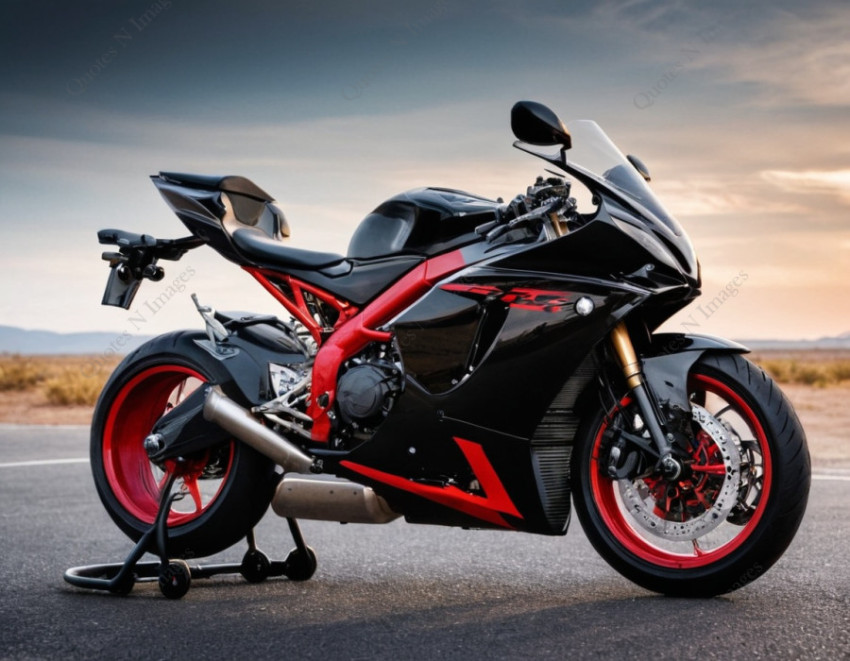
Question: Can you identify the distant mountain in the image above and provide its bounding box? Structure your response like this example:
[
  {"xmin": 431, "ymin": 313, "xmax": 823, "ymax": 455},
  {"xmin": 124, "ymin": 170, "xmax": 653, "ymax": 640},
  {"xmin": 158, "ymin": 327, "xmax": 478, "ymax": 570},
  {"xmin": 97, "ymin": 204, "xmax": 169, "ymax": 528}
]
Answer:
[
  {"xmin": 736, "ymin": 333, "xmax": 850, "ymax": 351},
  {"xmin": 0, "ymin": 325, "xmax": 153, "ymax": 355}
]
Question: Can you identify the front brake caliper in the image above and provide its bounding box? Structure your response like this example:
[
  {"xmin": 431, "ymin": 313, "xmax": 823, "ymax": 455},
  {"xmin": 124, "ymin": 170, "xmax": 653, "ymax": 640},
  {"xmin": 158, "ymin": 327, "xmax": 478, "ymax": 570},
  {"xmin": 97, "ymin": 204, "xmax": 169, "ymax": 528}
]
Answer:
[{"xmin": 604, "ymin": 429, "xmax": 642, "ymax": 480}]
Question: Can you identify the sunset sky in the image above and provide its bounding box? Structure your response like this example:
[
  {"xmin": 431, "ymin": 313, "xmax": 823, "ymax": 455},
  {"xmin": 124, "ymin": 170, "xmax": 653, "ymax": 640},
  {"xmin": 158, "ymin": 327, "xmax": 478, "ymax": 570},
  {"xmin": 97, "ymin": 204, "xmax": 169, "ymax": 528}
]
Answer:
[{"xmin": 1, "ymin": 0, "xmax": 848, "ymax": 341}]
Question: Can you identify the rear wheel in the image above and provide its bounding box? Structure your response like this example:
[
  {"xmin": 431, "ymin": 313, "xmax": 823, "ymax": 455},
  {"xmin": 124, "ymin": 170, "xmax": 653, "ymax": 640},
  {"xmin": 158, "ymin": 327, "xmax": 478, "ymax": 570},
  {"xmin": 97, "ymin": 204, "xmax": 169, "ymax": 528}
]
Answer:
[
  {"xmin": 91, "ymin": 332, "xmax": 276, "ymax": 559},
  {"xmin": 572, "ymin": 353, "xmax": 810, "ymax": 596}
]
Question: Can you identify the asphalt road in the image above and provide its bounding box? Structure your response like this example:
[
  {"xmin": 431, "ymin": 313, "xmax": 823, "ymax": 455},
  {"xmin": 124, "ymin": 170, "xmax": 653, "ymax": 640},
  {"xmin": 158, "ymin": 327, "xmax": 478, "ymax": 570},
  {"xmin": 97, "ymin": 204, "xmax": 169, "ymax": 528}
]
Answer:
[{"xmin": 1, "ymin": 424, "xmax": 848, "ymax": 660}]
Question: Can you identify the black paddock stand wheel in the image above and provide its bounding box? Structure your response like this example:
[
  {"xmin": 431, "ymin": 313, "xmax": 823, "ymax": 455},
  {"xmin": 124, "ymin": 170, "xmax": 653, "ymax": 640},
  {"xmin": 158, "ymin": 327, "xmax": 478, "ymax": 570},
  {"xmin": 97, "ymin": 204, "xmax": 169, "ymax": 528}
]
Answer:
[
  {"xmin": 240, "ymin": 549, "xmax": 272, "ymax": 584},
  {"xmin": 284, "ymin": 547, "xmax": 318, "ymax": 582},
  {"xmin": 159, "ymin": 559, "xmax": 192, "ymax": 599},
  {"xmin": 283, "ymin": 518, "xmax": 317, "ymax": 581}
]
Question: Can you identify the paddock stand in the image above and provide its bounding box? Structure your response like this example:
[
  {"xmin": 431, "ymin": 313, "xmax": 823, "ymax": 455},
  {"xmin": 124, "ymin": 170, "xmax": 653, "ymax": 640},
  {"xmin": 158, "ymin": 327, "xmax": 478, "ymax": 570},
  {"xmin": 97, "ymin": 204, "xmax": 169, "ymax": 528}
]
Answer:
[{"xmin": 64, "ymin": 474, "xmax": 317, "ymax": 599}]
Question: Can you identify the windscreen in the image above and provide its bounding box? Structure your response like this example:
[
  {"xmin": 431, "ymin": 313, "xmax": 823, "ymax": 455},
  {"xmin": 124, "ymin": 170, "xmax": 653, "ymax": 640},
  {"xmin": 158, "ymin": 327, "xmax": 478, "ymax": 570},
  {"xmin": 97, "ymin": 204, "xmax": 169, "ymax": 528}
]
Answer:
[{"xmin": 565, "ymin": 120, "xmax": 685, "ymax": 237}]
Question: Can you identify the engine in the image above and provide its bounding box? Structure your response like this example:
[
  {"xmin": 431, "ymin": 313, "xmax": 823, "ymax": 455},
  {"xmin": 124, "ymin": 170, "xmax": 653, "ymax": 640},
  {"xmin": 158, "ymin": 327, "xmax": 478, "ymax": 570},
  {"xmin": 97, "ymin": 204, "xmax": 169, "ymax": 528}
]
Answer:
[{"xmin": 334, "ymin": 343, "xmax": 404, "ymax": 444}]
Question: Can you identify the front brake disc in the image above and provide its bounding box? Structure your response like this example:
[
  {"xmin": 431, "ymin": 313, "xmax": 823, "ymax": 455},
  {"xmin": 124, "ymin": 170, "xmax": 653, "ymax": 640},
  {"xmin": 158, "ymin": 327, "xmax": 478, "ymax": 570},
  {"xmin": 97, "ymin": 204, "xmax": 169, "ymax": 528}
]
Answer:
[{"xmin": 617, "ymin": 404, "xmax": 741, "ymax": 541}]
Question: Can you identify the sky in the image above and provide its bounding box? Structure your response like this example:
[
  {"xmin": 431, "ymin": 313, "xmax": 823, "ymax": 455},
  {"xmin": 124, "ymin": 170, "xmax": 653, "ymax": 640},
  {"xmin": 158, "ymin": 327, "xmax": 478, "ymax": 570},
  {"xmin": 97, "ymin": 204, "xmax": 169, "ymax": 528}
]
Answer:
[{"xmin": 1, "ymin": 0, "xmax": 848, "ymax": 341}]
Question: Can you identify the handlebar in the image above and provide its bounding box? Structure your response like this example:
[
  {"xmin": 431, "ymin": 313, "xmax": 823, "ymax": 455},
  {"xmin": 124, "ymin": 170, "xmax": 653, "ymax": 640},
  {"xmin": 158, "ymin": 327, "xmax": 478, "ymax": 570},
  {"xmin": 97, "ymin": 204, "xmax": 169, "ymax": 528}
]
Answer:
[{"xmin": 474, "ymin": 175, "xmax": 579, "ymax": 244}]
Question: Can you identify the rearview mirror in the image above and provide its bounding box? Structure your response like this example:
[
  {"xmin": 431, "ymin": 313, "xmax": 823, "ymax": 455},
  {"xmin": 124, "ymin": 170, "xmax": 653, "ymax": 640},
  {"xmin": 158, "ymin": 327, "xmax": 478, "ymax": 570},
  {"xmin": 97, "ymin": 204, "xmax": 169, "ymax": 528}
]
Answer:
[{"xmin": 511, "ymin": 101, "xmax": 572, "ymax": 149}]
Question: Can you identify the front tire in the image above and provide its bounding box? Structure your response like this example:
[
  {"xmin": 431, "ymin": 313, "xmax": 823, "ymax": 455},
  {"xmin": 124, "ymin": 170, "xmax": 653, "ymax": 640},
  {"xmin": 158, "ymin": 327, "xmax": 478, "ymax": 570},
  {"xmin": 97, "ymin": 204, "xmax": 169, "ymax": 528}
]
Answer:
[
  {"xmin": 571, "ymin": 353, "xmax": 810, "ymax": 596},
  {"xmin": 91, "ymin": 331, "xmax": 276, "ymax": 559}
]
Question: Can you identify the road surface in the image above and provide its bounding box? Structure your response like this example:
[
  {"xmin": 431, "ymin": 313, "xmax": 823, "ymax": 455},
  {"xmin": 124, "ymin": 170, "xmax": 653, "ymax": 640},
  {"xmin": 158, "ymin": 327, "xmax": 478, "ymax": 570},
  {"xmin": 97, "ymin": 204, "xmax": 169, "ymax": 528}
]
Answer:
[{"xmin": 1, "ymin": 425, "xmax": 848, "ymax": 659}]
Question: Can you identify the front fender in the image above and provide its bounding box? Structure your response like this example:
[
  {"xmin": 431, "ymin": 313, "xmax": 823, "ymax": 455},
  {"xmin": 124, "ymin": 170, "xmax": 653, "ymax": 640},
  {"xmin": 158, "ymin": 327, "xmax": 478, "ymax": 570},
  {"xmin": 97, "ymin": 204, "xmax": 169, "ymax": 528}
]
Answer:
[{"xmin": 641, "ymin": 333, "xmax": 748, "ymax": 414}]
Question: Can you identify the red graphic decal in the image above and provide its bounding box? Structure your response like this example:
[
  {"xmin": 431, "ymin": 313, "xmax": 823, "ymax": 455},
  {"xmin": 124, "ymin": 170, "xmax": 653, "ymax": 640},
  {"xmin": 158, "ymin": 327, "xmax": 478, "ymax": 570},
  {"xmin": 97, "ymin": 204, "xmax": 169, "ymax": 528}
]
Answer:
[
  {"xmin": 441, "ymin": 283, "xmax": 504, "ymax": 298},
  {"xmin": 500, "ymin": 288, "xmax": 572, "ymax": 313},
  {"xmin": 442, "ymin": 283, "xmax": 573, "ymax": 313},
  {"xmin": 341, "ymin": 437, "xmax": 522, "ymax": 528}
]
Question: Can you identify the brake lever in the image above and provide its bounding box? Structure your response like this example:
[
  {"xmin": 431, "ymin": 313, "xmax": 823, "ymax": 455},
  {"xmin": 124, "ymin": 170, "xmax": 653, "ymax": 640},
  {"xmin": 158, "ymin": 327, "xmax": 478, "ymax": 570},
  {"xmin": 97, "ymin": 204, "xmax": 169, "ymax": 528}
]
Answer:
[{"xmin": 484, "ymin": 205, "xmax": 541, "ymax": 241}]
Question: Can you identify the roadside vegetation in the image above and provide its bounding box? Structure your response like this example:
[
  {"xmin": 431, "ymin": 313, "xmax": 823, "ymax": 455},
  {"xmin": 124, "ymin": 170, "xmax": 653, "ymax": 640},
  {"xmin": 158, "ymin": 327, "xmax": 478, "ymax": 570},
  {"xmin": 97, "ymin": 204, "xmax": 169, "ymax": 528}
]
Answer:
[
  {"xmin": 754, "ymin": 354, "xmax": 850, "ymax": 388},
  {"xmin": 0, "ymin": 354, "xmax": 121, "ymax": 406}
]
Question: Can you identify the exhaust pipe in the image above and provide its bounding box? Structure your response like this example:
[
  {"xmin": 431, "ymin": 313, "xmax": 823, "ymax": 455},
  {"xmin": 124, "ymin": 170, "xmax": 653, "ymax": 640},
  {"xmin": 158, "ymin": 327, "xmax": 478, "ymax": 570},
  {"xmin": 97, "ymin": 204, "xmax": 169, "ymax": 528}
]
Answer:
[
  {"xmin": 272, "ymin": 474, "xmax": 400, "ymax": 524},
  {"xmin": 204, "ymin": 388, "xmax": 397, "ymax": 523},
  {"xmin": 203, "ymin": 387, "xmax": 314, "ymax": 474}
]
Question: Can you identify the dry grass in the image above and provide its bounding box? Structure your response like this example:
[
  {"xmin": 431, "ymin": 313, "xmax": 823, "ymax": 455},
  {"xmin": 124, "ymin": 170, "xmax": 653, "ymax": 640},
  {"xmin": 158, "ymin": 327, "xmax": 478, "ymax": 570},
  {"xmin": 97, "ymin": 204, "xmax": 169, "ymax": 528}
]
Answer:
[
  {"xmin": 0, "ymin": 354, "xmax": 121, "ymax": 412},
  {"xmin": 751, "ymin": 350, "xmax": 850, "ymax": 387},
  {"xmin": 43, "ymin": 369, "xmax": 111, "ymax": 405},
  {"xmin": 0, "ymin": 355, "xmax": 47, "ymax": 391}
]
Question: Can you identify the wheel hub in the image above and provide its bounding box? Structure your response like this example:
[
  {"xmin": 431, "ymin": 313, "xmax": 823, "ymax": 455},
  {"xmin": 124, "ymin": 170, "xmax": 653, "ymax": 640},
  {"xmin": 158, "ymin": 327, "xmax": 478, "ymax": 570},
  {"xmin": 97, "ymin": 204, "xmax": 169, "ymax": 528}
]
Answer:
[{"xmin": 618, "ymin": 404, "xmax": 741, "ymax": 541}]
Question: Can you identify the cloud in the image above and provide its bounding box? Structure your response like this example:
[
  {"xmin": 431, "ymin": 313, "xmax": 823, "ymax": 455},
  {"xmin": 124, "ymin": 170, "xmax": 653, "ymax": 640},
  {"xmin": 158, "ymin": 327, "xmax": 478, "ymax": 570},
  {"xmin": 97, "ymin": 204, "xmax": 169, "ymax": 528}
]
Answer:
[
  {"xmin": 761, "ymin": 169, "xmax": 850, "ymax": 204},
  {"xmin": 584, "ymin": 2, "xmax": 850, "ymax": 109},
  {"xmin": 686, "ymin": 5, "xmax": 850, "ymax": 108},
  {"xmin": 652, "ymin": 178, "xmax": 804, "ymax": 218}
]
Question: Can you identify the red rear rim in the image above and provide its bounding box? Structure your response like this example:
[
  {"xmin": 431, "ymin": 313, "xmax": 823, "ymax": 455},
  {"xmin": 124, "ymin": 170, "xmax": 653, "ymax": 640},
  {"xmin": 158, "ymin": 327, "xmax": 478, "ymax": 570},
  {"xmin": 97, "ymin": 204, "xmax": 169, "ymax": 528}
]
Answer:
[
  {"xmin": 589, "ymin": 373, "xmax": 773, "ymax": 569},
  {"xmin": 102, "ymin": 364, "xmax": 234, "ymax": 526}
]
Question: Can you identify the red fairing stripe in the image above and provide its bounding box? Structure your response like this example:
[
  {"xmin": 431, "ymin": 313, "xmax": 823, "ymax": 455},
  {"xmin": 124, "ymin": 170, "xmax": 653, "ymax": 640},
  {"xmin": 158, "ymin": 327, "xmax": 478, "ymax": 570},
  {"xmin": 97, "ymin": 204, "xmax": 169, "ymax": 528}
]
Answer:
[
  {"xmin": 341, "ymin": 437, "xmax": 522, "ymax": 528},
  {"xmin": 309, "ymin": 248, "xmax": 468, "ymax": 441}
]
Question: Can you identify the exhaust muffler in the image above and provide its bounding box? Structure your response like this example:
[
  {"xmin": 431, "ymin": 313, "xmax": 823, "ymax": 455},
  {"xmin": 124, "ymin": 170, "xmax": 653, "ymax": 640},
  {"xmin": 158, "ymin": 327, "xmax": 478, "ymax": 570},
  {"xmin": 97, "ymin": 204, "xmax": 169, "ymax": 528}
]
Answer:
[
  {"xmin": 203, "ymin": 387, "xmax": 397, "ymax": 523},
  {"xmin": 272, "ymin": 474, "xmax": 399, "ymax": 524},
  {"xmin": 203, "ymin": 386, "xmax": 314, "ymax": 474}
]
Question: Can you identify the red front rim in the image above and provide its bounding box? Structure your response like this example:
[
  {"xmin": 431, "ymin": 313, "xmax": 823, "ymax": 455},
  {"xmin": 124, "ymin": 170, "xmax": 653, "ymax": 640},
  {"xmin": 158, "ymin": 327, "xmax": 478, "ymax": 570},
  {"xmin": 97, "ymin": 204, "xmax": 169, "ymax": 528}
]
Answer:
[
  {"xmin": 589, "ymin": 373, "xmax": 773, "ymax": 569},
  {"xmin": 102, "ymin": 364, "xmax": 234, "ymax": 526}
]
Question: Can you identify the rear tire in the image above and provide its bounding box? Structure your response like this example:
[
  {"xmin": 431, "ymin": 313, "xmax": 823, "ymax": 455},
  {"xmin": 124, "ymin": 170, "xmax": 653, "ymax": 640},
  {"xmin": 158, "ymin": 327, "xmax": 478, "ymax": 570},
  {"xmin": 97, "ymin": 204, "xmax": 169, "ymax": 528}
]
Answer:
[
  {"xmin": 571, "ymin": 353, "xmax": 810, "ymax": 596},
  {"xmin": 91, "ymin": 331, "xmax": 276, "ymax": 559}
]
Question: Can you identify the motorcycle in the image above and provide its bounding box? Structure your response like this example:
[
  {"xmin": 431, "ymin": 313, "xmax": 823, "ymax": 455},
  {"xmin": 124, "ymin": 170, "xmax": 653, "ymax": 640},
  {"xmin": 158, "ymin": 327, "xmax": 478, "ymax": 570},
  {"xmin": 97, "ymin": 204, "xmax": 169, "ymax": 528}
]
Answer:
[{"xmin": 68, "ymin": 101, "xmax": 810, "ymax": 599}]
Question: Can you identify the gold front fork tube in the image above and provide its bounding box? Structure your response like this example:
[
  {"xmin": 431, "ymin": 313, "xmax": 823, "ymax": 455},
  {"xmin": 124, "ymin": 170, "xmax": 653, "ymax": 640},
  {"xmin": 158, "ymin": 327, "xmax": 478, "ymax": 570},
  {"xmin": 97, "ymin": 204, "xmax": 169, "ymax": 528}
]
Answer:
[
  {"xmin": 609, "ymin": 321, "xmax": 676, "ymax": 463},
  {"xmin": 610, "ymin": 321, "xmax": 642, "ymax": 390},
  {"xmin": 548, "ymin": 212, "xmax": 565, "ymax": 237}
]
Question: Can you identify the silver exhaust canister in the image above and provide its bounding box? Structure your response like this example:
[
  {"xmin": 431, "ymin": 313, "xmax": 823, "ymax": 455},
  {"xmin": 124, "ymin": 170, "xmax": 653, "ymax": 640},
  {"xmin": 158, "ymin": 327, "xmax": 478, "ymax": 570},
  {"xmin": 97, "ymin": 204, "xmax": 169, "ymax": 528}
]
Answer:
[
  {"xmin": 272, "ymin": 474, "xmax": 400, "ymax": 524},
  {"xmin": 203, "ymin": 386, "xmax": 314, "ymax": 474}
]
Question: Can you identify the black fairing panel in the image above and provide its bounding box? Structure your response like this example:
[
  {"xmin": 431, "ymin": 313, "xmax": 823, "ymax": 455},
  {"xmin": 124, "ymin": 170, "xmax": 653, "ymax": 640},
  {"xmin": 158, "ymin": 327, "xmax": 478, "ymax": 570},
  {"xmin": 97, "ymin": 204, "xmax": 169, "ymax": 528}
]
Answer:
[
  {"xmin": 152, "ymin": 177, "xmax": 251, "ymax": 265},
  {"xmin": 493, "ymin": 212, "xmax": 700, "ymax": 331},
  {"xmin": 347, "ymin": 188, "xmax": 501, "ymax": 259},
  {"xmin": 394, "ymin": 288, "xmax": 483, "ymax": 392},
  {"xmin": 393, "ymin": 269, "xmax": 646, "ymax": 438},
  {"xmin": 338, "ymin": 269, "xmax": 647, "ymax": 535},
  {"xmin": 498, "ymin": 216, "xmax": 658, "ymax": 280},
  {"xmin": 159, "ymin": 171, "xmax": 274, "ymax": 201}
]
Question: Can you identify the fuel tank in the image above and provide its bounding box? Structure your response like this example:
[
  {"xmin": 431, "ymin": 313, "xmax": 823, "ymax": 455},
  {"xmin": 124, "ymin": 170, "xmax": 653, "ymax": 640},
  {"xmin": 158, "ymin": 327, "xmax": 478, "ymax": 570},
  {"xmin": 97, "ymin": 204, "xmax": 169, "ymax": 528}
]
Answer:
[{"xmin": 347, "ymin": 187, "xmax": 502, "ymax": 259}]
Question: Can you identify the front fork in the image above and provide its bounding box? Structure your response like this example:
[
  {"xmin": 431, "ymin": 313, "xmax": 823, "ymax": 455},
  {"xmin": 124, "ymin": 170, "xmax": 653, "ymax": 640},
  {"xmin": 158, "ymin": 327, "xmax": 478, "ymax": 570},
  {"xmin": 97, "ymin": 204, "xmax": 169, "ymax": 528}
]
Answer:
[{"xmin": 609, "ymin": 322, "xmax": 682, "ymax": 479}]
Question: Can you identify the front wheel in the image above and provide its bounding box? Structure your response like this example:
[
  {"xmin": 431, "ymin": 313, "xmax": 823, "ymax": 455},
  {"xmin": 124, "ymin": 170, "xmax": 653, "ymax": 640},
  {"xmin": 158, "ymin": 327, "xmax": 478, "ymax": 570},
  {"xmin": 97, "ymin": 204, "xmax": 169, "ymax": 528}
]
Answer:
[{"xmin": 571, "ymin": 353, "xmax": 810, "ymax": 596}]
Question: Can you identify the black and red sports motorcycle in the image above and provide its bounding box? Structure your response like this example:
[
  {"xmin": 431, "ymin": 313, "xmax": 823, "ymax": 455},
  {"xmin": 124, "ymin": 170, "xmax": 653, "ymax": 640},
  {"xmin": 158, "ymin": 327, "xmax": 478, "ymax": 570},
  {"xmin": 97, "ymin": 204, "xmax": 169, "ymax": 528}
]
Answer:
[{"xmin": 70, "ymin": 101, "xmax": 810, "ymax": 598}]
